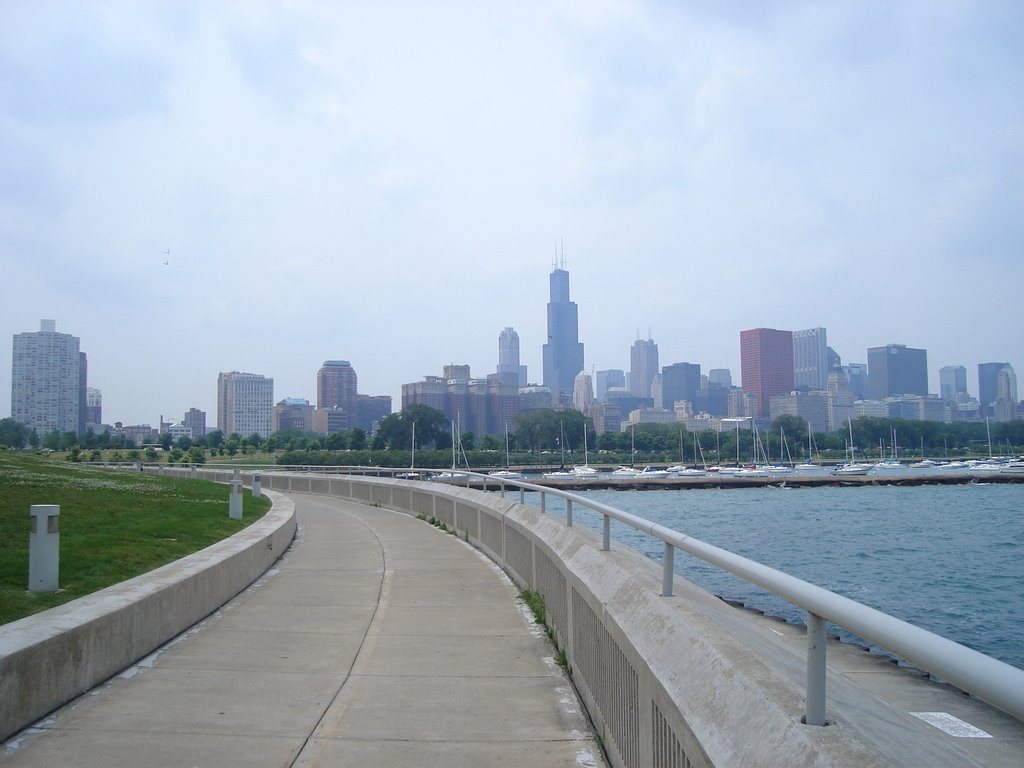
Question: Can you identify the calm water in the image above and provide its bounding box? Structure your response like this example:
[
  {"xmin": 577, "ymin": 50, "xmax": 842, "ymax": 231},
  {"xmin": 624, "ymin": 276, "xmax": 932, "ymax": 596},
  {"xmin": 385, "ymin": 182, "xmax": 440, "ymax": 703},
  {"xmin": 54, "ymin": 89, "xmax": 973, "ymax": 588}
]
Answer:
[{"xmin": 550, "ymin": 483, "xmax": 1024, "ymax": 670}]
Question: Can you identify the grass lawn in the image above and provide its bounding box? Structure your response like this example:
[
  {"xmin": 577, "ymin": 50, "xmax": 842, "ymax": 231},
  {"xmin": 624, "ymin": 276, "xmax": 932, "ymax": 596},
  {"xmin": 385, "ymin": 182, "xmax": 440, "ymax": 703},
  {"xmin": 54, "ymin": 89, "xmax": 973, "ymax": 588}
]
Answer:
[{"xmin": 0, "ymin": 452, "xmax": 272, "ymax": 625}]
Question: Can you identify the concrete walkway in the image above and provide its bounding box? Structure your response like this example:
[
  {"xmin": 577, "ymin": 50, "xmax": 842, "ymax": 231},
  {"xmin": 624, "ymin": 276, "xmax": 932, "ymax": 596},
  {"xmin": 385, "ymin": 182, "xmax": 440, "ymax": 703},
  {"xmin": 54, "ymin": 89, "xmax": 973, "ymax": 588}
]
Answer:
[{"xmin": 1, "ymin": 494, "xmax": 604, "ymax": 767}]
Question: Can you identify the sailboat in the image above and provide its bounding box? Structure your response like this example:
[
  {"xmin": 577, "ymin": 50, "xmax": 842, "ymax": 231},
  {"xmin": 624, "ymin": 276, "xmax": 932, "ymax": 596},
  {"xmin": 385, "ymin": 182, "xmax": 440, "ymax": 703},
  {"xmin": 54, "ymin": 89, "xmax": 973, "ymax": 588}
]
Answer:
[
  {"xmin": 544, "ymin": 421, "xmax": 598, "ymax": 479},
  {"xmin": 489, "ymin": 424, "xmax": 524, "ymax": 480},
  {"xmin": 396, "ymin": 421, "xmax": 421, "ymax": 479},
  {"xmin": 795, "ymin": 428, "xmax": 819, "ymax": 471},
  {"xmin": 833, "ymin": 418, "xmax": 872, "ymax": 476},
  {"xmin": 668, "ymin": 431, "xmax": 706, "ymax": 476},
  {"xmin": 436, "ymin": 419, "xmax": 469, "ymax": 481}
]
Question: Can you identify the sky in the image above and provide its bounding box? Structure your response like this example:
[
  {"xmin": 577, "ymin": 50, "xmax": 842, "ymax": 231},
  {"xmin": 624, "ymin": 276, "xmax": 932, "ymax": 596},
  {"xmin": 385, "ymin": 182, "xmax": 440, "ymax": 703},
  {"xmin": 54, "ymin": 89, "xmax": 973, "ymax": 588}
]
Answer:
[{"xmin": 2, "ymin": 1, "xmax": 1022, "ymax": 428}]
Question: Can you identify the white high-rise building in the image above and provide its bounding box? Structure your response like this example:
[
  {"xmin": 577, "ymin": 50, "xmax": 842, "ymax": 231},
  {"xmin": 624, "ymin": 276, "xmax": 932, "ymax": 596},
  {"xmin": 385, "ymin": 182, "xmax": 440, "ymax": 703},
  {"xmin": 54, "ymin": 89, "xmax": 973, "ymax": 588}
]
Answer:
[
  {"xmin": 11, "ymin": 320, "xmax": 84, "ymax": 436},
  {"xmin": 572, "ymin": 370, "xmax": 593, "ymax": 413},
  {"xmin": 217, "ymin": 371, "xmax": 274, "ymax": 438},
  {"xmin": 793, "ymin": 327, "xmax": 829, "ymax": 391}
]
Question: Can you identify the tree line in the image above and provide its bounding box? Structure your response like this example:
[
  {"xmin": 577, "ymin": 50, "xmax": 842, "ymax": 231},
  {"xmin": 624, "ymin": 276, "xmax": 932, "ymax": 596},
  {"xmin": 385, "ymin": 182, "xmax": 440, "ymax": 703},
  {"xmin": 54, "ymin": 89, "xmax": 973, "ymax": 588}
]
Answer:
[{"xmin": 2, "ymin": 410, "xmax": 1021, "ymax": 464}]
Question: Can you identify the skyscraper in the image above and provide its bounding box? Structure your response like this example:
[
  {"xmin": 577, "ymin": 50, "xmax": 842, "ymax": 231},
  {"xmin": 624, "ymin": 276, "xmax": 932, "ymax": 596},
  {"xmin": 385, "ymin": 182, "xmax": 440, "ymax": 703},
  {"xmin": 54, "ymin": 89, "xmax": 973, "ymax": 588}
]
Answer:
[
  {"xmin": 792, "ymin": 327, "xmax": 829, "ymax": 391},
  {"xmin": 11, "ymin": 319, "xmax": 85, "ymax": 437},
  {"xmin": 867, "ymin": 344, "xmax": 928, "ymax": 399},
  {"xmin": 740, "ymin": 328, "xmax": 794, "ymax": 419},
  {"xmin": 317, "ymin": 360, "xmax": 358, "ymax": 427},
  {"xmin": 978, "ymin": 362, "xmax": 1009, "ymax": 411},
  {"xmin": 573, "ymin": 370, "xmax": 593, "ymax": 413},
  {"xmin": 86, "ymin": 388, "xmax": 102, "ymax": 429},
  {"xmin": 217, "ymin": 371, "xmax": 274, "ymax": 438},
  {"xmin": 994, "ymin": 364, "xmax": 1018, "ymax": 422},
  {"xmin": 542, "ymin": 264, "xmax": 584, "ymax": 407},
  {"xmin": 939, "ymin": 365, "xmax": 968, "ymax": 404},
  {"xmin": 661, "ymin": 362, "xmax": 701, "ymax": 409},
  {"xmin": 595, "ymin": 369, "xmax": 625, "ymax": 403},
  {"xmin": 497, "ymin": 327, "xmax": 527, "ymax": 386},
  {"xmin": 629, "ymin": 336, "xmax": 659, "ymax": 399}
]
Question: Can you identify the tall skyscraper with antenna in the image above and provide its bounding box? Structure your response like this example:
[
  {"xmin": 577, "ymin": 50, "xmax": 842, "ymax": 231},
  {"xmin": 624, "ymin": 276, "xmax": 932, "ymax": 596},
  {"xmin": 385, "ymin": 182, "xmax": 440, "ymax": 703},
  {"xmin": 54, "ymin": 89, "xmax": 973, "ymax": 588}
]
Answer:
[{"xmin": 542, "ymin": 259, "xmax": 584, "ymax": 407}]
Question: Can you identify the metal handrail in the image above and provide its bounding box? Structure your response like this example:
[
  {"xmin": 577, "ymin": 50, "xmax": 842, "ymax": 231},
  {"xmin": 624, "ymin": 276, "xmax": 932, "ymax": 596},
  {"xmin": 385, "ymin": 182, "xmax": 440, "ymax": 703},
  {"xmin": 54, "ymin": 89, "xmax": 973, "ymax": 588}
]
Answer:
[
  {"xmin": 144, "ymin": 462, "xmax": 1024, "ymax": 724},
  {"xmin": 393, "ymin": 466, "xmax": 1024, "ymax": 725}
]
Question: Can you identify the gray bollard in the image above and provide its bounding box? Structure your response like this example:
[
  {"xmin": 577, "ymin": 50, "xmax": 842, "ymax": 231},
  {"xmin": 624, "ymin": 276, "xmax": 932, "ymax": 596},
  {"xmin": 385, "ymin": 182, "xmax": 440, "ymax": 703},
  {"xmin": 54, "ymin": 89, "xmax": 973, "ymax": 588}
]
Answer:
[
  {"xmin": 191, "ymin": 465, "xmax": 198, "ymax": 480},
  {"xmin": 29, "ymin": 505, "xmax": 60, "ymax": 592},
  {"xmin": 252, "ymin": 473, "xmax": 262, "ymax": 497},
  {"xmin": 233, "ymin": 467, "xmax": 241, "ymax": 482},
  {"xmin": 158, "ymin": 465, "xmax": 165, "ymax": 476},
  {"xmin": 229, "ymin": 479, "xmax": 242, "ymax": 519}
]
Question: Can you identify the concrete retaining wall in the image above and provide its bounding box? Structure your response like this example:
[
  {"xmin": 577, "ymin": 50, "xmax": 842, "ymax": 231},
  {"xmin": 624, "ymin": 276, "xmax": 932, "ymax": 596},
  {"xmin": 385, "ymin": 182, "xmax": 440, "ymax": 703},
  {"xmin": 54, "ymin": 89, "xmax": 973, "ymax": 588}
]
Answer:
[
  {"xmin": 269, "ymin": 472, "xmax": 892, "ymax": 768},
  {"xmin": 0, "ymin": 487, "xmax": 295, "ymax": 742}
]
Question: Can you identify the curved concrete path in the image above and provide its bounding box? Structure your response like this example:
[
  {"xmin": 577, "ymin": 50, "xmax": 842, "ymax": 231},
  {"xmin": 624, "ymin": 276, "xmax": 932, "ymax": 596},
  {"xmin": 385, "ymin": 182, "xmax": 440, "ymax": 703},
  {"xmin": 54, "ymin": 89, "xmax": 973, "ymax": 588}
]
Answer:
[{"xmin": 1, "ymin": 494, "xmax": 604, "ymax": 767}]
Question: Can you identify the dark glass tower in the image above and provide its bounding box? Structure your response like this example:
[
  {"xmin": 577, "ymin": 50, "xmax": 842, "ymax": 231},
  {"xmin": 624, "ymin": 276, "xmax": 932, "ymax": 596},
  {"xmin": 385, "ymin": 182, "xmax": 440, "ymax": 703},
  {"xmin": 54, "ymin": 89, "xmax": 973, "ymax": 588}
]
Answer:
[{"xmin": 542, "ymin": 266, "xmax": 584, "ymax": 406}]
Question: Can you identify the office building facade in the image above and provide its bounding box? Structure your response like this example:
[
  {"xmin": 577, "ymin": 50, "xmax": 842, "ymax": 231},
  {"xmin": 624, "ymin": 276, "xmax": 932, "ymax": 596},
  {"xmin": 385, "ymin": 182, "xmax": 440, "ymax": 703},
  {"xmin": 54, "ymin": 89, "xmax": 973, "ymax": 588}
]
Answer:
[
  {"xmin": 629, "ymin": 337, "xmax": 659, "ymax": 399},
  {"xmin": 273, "ymin": 398, "xmax": 314, "ymax": 433},
  {"xmin": 867, "ymin": 344, "xmax": 927, "ymax": 399},
  {"xmin": 661, "ymin": 362, "xmax": 701, "ymax": 410},
  {"xmin": 217, "ymin": 371, "xmax": 274, "ymax": 438},
  {"xmin": 595, "ymin": 369, "xmax": 625, "ymax": 403},
  {"xmin": 497, "ymin": 327, "xmax": 527, "ymax": 386},
  {"xmin": 740, "ymin": 328, "xmax": 794, "ymax": 419},
  {"xmin": 317, "ymin": 360, "xmax": 358, "ymax": 428},
  {"xmin": 184, "ymin": 407, "xmax": 207, "ymax": 438},
  {"xmin": 793, "ymin": 327, "xmax": 829, "ymax": 391},
  {"xmin": 939, "ymin": 365, "xmax": 968, "ymax": 404},
  {"xmin": 978, "ymin": 362, "xmax": 1009, "ymax": 414}
]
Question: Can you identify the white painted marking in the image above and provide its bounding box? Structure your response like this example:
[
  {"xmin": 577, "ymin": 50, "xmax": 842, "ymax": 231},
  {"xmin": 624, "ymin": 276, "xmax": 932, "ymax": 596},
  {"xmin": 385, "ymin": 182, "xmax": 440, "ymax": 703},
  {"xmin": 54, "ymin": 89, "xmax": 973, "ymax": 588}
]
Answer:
[
  {"xmin": 769, "ymin": 628, "xmax": 784, "ymax": 636},
  {"xmin": 910, "ymin": 712, "xmax": 993, "ymax": 738}
]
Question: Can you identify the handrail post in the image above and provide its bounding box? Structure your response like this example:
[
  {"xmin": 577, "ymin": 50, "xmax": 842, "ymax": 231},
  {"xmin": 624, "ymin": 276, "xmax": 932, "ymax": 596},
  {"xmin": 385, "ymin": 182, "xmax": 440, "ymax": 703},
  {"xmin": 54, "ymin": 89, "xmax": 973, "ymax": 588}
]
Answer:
[
  {"xmin": 540, "ymin": 491, "xmax": 546, "ymax": 514},
  {"xmin": 662, "ymin": 542, "xmax": 674, "ymax": 596},
  {"xmin": 519, "ymin": 487, "xmax": 525, "ymax": 504},
  {"xmin": 499, "ymin": 481, "xmax": 505, "ymax": 498},
  {"xmin": 805, "ymin": 611, "xmax": 827, "ymax": 726},
  {"xmin": 602, "ymin": 514, "xmax": 611, "ymax": 551},
  {"xmin": 566, "ymin": 498, "xmax": 573, "ymax": 527}
]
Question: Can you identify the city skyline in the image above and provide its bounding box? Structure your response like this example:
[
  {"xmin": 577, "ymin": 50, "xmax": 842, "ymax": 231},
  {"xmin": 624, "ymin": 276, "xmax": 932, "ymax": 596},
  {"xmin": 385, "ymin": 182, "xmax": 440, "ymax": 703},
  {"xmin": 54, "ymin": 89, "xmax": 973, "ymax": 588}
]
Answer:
[{"xmin": 1, "ymin": 3, "xmax": 1022, "ymax": 426}]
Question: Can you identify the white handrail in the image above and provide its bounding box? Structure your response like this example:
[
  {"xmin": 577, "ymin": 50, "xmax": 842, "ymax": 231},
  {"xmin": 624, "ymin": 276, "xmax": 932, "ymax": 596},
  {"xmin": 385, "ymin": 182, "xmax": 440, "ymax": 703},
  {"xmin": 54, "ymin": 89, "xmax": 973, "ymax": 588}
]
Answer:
[{"xmin": 404, "ymin": 467, "xmax": 1024, "ymax": 724}]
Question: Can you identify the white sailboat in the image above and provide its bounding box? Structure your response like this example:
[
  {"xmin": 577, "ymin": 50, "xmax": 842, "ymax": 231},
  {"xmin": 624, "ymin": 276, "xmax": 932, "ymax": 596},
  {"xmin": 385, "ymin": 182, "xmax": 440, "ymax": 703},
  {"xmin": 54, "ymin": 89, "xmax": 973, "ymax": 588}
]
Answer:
[{"xmin": 489, "ymin": 424, "xmax": 524, "ymax": 480}]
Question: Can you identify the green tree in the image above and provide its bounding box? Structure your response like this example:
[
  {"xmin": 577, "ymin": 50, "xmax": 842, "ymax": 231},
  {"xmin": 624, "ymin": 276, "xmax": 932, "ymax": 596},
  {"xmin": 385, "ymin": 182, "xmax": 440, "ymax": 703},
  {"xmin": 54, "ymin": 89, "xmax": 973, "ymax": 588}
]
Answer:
[
  {"xmin": 349, "ymin": 428, "xmax": 367, "ymax": 450},
  {"xmin": 206, "ymin": 430, "xmax": 225, "ymax": 449},
  {"xmin": 375, "ymin": 405, "xmax": 449, "ymax": 450},
  {"xmin": 159, "ymin": 432, "xmax": 174, "ymax": 451},
  {"xmin": 187, "ymin": 446, "xmax": 207, "ymax": 464},
  {"xmin": 0, "ymin": 418, "xmax": 28, "ymax": 448},
  {"xmin": 324, "ymin": 431, "xmax": 348, "ymax": 450},
  {"xmin": 478, "ymin": 433, "xmax": 501, "ymax": 451},
  {"xmin": 144, "ymin": 447, "xmax": 159, "ymax": 462}
]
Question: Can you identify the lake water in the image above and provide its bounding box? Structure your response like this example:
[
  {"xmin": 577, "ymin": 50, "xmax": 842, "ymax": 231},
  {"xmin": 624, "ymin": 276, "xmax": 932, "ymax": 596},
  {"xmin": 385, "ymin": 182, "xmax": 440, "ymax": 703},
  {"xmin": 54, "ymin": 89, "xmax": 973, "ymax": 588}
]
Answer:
[{"xmin": 546, "ymin": 483, "xmax": 1024, "ymax": 670}]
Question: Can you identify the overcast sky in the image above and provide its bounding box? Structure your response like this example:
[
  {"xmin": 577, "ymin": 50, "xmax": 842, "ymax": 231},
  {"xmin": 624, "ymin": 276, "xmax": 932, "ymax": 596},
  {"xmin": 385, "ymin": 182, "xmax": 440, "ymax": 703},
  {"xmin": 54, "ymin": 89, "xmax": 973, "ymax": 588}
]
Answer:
[{"xmin": 2, "ymin": 1, "xmax": 1022, "ymax": 428}]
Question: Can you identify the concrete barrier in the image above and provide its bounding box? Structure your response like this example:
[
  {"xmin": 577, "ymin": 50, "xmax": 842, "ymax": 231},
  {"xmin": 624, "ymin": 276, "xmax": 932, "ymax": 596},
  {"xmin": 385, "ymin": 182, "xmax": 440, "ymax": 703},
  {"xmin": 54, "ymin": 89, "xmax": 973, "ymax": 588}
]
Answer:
[
  {"xmin": 0, "ymin": 489, "xmax": 295, "ymax": 742},
  {"xmin": 267, "ymin": 471, "xmax": 1015, "ymax": 768}
]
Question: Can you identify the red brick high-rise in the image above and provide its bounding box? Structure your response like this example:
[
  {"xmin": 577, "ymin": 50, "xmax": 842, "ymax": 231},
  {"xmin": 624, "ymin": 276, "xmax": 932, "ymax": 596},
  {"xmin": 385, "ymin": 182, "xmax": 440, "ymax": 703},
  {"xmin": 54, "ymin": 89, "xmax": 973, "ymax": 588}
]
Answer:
[
  {"xmin": 317, "ymin": 360, "xmax": 358, "ymax": 428},
  {"xmin": 740, "ymin": 328, "xmax": 794, "ymax": 419}
]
